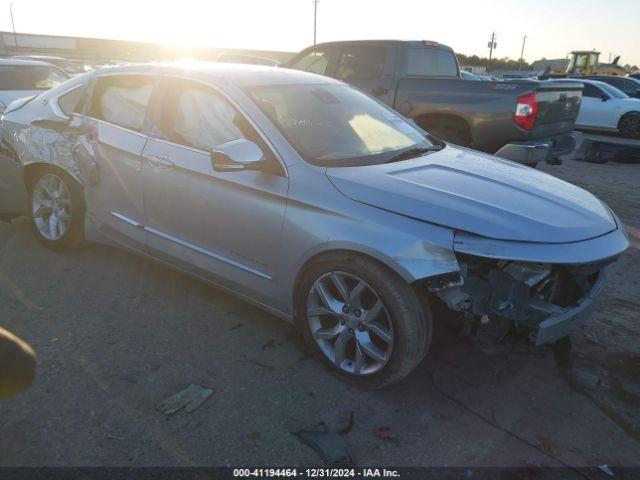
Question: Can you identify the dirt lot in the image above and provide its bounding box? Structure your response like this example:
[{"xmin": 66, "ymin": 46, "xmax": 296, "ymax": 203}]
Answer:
[{"xmin": 1, "ymin": 159, "xmax": 639, "ymax": 468}]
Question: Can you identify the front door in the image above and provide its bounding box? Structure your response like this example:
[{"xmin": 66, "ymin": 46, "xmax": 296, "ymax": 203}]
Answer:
[
  {"xmin": 76, "ymin": 74, "xmax": 156, "ymax": 252},
  {"xmin": 141, "ymin": 77, "xmax": 289, "ymax": 304}
]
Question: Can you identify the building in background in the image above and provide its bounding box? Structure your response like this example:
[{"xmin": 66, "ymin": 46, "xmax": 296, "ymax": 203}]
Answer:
[{"xmin": 0, "ymin": 31, "xmax": 294, "ymax": 66}]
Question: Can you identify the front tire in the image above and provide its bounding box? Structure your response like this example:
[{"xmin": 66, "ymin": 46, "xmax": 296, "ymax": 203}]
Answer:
[
  {"xmin": 29, "ymin": 168, "xmax": 85, "ymax": 251},
  {"xmin": 618, "ymin": 112, "xmax": 640, "ymax": 139},
  {"xmin": 295, "ymin": 254, "xmax": 432, "ymax": 389}
]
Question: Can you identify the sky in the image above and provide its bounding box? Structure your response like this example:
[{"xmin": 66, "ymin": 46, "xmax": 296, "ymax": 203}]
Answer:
[{"xmin": 1, "ymin": 0, "xmax": 639, "ymax": 66}]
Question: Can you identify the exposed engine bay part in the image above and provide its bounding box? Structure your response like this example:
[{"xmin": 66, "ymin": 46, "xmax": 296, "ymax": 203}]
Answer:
[{"xmin": 433, "ymin": 255, "xmax": 613, "ymax": 347}]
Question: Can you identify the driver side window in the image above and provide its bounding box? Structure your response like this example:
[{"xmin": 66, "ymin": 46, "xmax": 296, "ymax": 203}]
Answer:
[{"xmin": 157, "ymin": 78, "xmax": 279, "ymax": 170}]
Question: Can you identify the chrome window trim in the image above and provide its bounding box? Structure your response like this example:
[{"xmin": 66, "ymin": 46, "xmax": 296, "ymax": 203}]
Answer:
[{"xmin": 153, "ymin": 73, "xmax": 289, "ymax": 178}]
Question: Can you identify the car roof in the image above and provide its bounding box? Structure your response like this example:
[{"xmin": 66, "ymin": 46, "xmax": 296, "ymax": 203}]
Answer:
[
  {"xmin": 305, "ymin": 39, "xmax": 454, "ymax": 52},
  {"xmin": 0, "ymin": 58, "xmax": 60, "ymax": 67},
  {"xmin": 556, "ymin": 77, "xmax": 609, "ymax": 87},
  {"xmin": 583, "ymin": 75, "xmax": 632, "ymax": 81},
  {"xmin": 94, "ymin": 61, "xmax": 343, "ymax": 87}
]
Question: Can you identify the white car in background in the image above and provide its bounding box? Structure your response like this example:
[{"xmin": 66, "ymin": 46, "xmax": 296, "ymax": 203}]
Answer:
[
  {"xmin": 556, "ymin": 78, "xmax": 640, "ymax": 139},
  {"xmin": 0, "ymin": 59, "xmax": 69, "ymax": 113}
]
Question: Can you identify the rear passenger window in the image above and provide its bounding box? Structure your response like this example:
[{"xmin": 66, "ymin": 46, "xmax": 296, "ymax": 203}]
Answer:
[
  {"xmin": 406, "ymin": 48, "xmax": 458, "ymax": 77},
  {"xmin": 335, "ymin": 46, "xmax": 386, "ymax": 81},
  {"xmin": 57, "ymin": 86, "xmax": 85, "ymax": 116},
  {"xmin": 88, "ymin": 75, "xmax": 154, "ymax": 132}
]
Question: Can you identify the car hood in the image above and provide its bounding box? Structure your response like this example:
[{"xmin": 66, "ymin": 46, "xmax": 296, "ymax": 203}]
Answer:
[
  {"xmin": 0, "ymin": 90, "xmax": 41, "ymax": 111},
  {"xmin": 326, "ymin": 146, "xmax": 617, "ymax": 243}
]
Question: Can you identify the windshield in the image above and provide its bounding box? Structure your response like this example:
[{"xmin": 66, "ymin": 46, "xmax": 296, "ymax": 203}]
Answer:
[
  {"xmin": 247, "ymin": 84, "xmax": 434, "ymax": 166},
  {"xmin": 0, "ymin": 65, "xmax": 69, "ymax": 90},
  {"xmin": 597, "ymin": 82, "xmax": 628, "ymax": 99}
]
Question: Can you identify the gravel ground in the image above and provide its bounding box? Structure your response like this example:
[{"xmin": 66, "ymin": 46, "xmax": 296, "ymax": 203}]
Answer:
[{"xmin": 0, "ymin": 159, "xmax": 639, "ymax": 468}]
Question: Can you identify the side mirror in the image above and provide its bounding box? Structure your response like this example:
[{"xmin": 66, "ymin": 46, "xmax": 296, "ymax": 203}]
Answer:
[
  {"xmin": 600, "ymin": 94, "xmax": 610, "ymax": 102},
  {"xmin": 31, "ymin": 116, "xmax": 72, "ymax": 133},
  {"xmin": 211, "ymin": 139, "xmax": 265, "ymax": 172}
]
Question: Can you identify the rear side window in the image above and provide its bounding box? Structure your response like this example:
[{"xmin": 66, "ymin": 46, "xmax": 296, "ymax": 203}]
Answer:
[
  {"xmin": 289, "ymin": 50, "xmax": 330, "ymax": 75},
  {"xmin": 0, "ymin": 65, "xmax": 69, "ymax": 90},
  {"xmin": 582, "ymin": 83, "xmax": 601, "ymax": 98},
  {"xmin": 57, "ymin": 86, "xmax": 86, "ymax": 116},
  {"xmin": 335, "ymin": 46, "xmax": 386, "ymax": 81},
  {"xmin": 406, "ymin": 48, "xmax": 458, "ymax": 77},
  {"xmin": 88, "ymin": 75, "xmax": 154, "ymax": 132}
]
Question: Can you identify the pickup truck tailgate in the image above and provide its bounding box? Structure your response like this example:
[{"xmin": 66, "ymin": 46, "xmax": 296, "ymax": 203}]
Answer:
[{"xmin": 531, "ymin": 81, "xmax": 582, "ymax": 138}]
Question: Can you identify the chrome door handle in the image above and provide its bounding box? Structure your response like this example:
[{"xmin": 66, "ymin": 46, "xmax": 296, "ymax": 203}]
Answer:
[{"xmin": 144, "ymin": 154, "xmax": 175, "ymax": 169}]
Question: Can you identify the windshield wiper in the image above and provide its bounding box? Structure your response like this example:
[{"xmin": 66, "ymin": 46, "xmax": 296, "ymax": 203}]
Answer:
[{"xmin": 385, "ymin": 145, "xmax": 443, "ymax": 163}]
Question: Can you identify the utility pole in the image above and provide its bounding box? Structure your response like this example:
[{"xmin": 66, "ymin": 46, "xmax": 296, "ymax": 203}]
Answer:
[
  {"xmin": 488, "ymin": 32, "xmax": 497, "ymax": 60},
  {"xmin": 519, "ymin": 34, "xmax": 527, "ymax": 70},
  {"xmin": 313, "ymin": 0, "xmax": 319, "ymax": 47},
  {"xmin": 9, "ymin": 2, "xmax": 18, "ymax": 50}
]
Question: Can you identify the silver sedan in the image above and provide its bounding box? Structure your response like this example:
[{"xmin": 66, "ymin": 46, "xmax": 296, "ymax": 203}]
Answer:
[{"xmin": 0, "ymin": 63, "xmax": 629, "ymax": 388}]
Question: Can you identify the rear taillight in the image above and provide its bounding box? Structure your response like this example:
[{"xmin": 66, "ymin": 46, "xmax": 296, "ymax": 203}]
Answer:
[{"xmin": 514, "ymin": 92, "xmax": 538, "ymax": 130}]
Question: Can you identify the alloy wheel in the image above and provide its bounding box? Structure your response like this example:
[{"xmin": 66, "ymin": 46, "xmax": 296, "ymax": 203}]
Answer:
[
  {"xmin": 32, "ymin": 173, "xmax": 72, "ymax": 241},
  {"xmin": 306, "ymin": 271, "xmax": 394, "ymax": 375}
]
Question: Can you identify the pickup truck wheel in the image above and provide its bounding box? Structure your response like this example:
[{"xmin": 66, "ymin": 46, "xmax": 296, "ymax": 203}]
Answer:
[
  {"xmin": 295, "ymin": 254, "xmax": 432, "ymax": 389},
  {"xmin": 618, "ymin": 112, "xmax": 640, "ymax": 139},
  {"xmin": 29, "ymin": 168, "xmax": 85, "ymax": 251}
]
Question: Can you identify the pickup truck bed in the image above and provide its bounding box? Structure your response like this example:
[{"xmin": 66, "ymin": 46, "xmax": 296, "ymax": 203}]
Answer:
[{"xmin": 286, "ymin": 40, "xmax": 583, "ymax": 166}]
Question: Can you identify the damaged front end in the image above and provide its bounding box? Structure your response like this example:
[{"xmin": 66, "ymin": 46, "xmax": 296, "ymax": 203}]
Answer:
[{"xmin": 428, "ymin": 255, "xmax": 611, "ymax": 348}]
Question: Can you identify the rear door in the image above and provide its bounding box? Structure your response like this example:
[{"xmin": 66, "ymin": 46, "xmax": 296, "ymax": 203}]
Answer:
[
  {"xmin": 140, "ymin": 77, "xmax": 289, "ymax": 303},
  {"xmin": 577, "ymin": 83, "xmax": 618, "ymax": 129},
  {"xmin": 332, "ymin": 44, "xmax": 395, "ymax": 104},
  {"xmin": 75, "ymin": 74, "xmax": 156, "ymax": 252}
]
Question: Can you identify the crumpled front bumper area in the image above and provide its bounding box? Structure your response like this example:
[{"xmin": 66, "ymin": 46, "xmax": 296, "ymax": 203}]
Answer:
[{"xmin": 433, "ymin": 255, "xmax": 612, "ymax": 346}]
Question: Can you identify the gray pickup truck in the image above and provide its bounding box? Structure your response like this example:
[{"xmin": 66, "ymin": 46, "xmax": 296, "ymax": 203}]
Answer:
[{"xmin": 285, "ymin": 40, "xmax": 583, "ymax": 166}]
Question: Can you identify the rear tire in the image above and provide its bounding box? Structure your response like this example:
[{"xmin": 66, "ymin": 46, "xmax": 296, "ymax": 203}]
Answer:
[
  {"xmin": 295, "ymin": 253, "xmax": 432, "ymax": 389},
  {"xmin": 28, "ymin": 168, "xmax": 85, "ymax": 251},
  {"xmin": 618, "ymin": 112, "xmax": 640, "ymax": 139}
]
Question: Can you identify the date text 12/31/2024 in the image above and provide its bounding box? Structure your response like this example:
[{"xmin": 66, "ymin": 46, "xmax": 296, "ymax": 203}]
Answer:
[{"xmin": 233, "ymin": 468, "xmax": 401, "ymax": 478}]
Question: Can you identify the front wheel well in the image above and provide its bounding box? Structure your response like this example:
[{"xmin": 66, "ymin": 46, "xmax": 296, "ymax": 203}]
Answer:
[
  {"xmin": 292, "ymin": 249, "xmax": 410, "ymax": 312},
  {"xmin": 23, "ymin": 163, "xmax": 82, "ymax": 193}
]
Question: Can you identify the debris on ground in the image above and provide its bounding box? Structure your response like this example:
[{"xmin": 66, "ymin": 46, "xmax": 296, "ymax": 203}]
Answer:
[
  {"xmin": 336, "ymin": 411, "xmax": 355, "ymax": 435},
  {"xmin": 598, "ymin": 464, "xmax": 614, "ymax": 476},
  {"xmin": 230, "ymin": 323, "xmax": 244, "ymax": 330},
  {"xmin": 376, "ymin": 426, "xmax": 395, "ymax": 440},
  {"xmin": 583, "ymin": 327, "xmax": 605, "ymax": 348},
  {"xmin": 293, "ymin": 414, "xmax": 355, "ymax": 466},
  {"xmin": 293, "ymin": 429, "xmax": 353, "ymax": 466},
  {"xmin": 158, "ymin": 384, "xmax": 213, "ymax": 415},
  {"xmin": 262, "ymin": 339, "xmax": 276, "ymax": 350}
]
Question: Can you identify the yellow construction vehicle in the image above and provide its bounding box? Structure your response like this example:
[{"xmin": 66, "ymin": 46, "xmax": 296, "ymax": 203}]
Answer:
[{"xmin": 566, "ymin": 51, "xmax": 627, "ymax": 76}]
